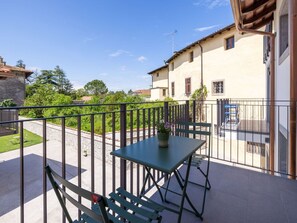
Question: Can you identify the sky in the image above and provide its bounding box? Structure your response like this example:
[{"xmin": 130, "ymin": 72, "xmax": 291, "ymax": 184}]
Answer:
[{"xmin": 0, "ymin": 0, "xmax": 234, "ymax": 92}]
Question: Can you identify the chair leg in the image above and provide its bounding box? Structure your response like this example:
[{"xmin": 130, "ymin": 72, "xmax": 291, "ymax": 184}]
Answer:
[
  {"xmin": 164, "ymin": 174, "xmax": 172, "ymax": 202},
  {"xmin": 183, "ymin": 166, "xmax": 211, "ymax": 190},
  {"xmin": 197, "ymin": 167, "xmax": 211, "ymax": 190}
]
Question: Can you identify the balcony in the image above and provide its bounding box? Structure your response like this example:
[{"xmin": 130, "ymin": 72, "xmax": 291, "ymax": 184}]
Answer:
[{"xmin": 0, "ymin": 100, "xmax": 296, "ymax": 223}]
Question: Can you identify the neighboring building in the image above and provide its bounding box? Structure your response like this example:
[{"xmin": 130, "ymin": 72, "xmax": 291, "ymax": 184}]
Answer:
[
  {"xmin": 149, "ymin": 24, "xmax": 266, "ymax": 101},
  {"xmin": 133, "ymin": 89, "xmax": 151, "ymax": 98},
  {"xmin": 0, "ymin": 56, "xmax": 33, "ymax": 105},
  {"xmin": 148, "ymin": 64, "xmax": 168, "ymax": 100},
  {"xmin": 230, "ymin": 0, "xmax": 297, "ymax": 177}
]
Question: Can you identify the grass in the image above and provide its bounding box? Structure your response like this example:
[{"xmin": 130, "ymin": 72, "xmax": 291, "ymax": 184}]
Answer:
[{"xmin": 0, "ymin": 129, "xmax": 43, "ymax": 153}]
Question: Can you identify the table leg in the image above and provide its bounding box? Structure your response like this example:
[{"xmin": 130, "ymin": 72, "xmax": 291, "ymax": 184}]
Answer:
[
  {"xmin": 142, "ymin": 167, "xmax": 164, "ymax": 202},
  {"xmin": 176, "ymin": 155, "xmax": 202, "ymax": 222}
]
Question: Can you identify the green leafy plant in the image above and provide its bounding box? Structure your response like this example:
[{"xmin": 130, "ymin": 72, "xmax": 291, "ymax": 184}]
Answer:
[
  {"xmin": 157, "ymin": 120, "xmax": 171, "ymax": 134},
  {"xmin": 0, "ymin": 99, "xmax": 17, "ymax": 107}
]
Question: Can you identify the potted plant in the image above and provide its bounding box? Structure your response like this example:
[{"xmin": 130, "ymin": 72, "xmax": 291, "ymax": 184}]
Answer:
[{"xmin": 157, "ymin": 120, "xmax": 171, "ymax": 148}]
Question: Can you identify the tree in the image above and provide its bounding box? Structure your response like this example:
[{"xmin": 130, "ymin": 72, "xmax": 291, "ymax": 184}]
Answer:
[
  {"xmin": 53, "ymin": 66, "xmax": 73, "ymax": 95},
  {"xmin": 74, "ymin": 88, "xmax": 87, "ymax": 99},
  {"xmin": 127, "ymin": 89, "xmax": 134, "ymax": 95},
  {"xmin": 190, "ymin": 85, "xmax": 208, "ymax": 122},
  {"xmin": 16, "ymin": 59, "xmax": 26, "ymax": 69},
  {"xmin": 36, "ymin": 70, "xmax": 58, "ymax": 86},
  {"xmin": 84, "ymin": 80, "xmax": 108, "ymax": 96}
]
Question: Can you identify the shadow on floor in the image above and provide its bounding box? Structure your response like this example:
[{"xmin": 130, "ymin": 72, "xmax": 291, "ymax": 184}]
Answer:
[
  {"xmin": 0, "ymin": 153, "xmax": 86, "ymax": 216},
  {"xmin": 150, "ymin": 161, "xmax": 297, "ymax": 223}
]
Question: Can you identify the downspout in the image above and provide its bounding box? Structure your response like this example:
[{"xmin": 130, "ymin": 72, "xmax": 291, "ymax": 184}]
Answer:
[
  {"xmin": 198, "ymin": 42, "xmax": 204, "ymax": 88},
  {"xmin": 231, "ymin": 0, "xmax": 276, "ymax": 175},
  {"xmin": 289, "ymin": 0, "xmax": 297, "ymax": 179}
]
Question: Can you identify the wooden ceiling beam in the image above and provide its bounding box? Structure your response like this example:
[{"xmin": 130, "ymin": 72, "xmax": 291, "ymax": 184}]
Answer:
[
  {"xmin": 242, "ymin": 0, "xmax": 272, "ymax": 14},
  {"xmin": 245, "ymin": 14, "xmax": 274, "ymax": 29},
  {"xmin": 243, "ymin": 3, "xmax": 276, "ymax": 24}
]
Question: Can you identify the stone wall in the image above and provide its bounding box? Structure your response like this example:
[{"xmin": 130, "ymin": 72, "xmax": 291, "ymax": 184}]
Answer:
[
  {"xmin": 23, "ymin": 119, "xmax": 120, "ymax": 166},
  {"xmin": 0, "ymin": 74, "xmax": 26, "ymax": 106}
]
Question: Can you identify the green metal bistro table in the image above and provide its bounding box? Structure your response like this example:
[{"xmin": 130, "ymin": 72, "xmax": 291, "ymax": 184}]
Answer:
[{"xmin": 111, "ymin": 135, "xmax": 206, "ymax": 223}]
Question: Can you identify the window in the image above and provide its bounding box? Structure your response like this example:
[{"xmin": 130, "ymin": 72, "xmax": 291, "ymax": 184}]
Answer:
[
  {"xmin": 189, "ymin": 51, "xmax": 194, "ymax": 62},
  {"xmin": 279, "ymin": 0, "xmax": 288, "ymax": 59},
  {"xmin": 246, "ymin": 142, "xmax": 265, "ymax": 156},
  {"xmin": 185, "ymin": 78, "xmax": 191, "ymax": 95},
  {"xmin": 171, "ymin": 62, "xmax": 174, "ymax": 71},
  {"xmin": 212, "ymin": 81, "xmax": 224, "ymax": 95},
  {"xmin": 171, "ymin": 82, "xmax": 175, "ymax": 97},
  {"xmin": 225, "ymin": 36, "xmax": 234, "ymax": 50},
  {"xmin": 156, "ymin": 72, "xmax": 159, "ymax": 77},
  {"xmin": 162, "ymin": 89, "xmax": 166, "ymax": 96}
]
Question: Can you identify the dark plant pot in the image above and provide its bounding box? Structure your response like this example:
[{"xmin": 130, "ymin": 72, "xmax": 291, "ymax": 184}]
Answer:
[{"xmin": 157, "ymin": 132, "xmax": 169, "ymax": 148}]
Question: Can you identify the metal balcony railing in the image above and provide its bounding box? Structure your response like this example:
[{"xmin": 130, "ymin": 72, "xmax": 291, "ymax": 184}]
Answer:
[{"xmin": 0, "ymin": 99, "xmax": 296, "ymax": 223}]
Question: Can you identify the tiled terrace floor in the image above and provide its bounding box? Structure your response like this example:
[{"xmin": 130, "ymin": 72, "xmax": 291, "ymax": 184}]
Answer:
[{"xmin": 151, "ymin": 161, "xmax": 297, "ymax": 223}]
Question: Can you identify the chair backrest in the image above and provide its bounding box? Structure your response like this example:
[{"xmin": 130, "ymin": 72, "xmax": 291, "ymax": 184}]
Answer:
[
  {"xmin": 175, "ymin": 121, "xmax": 212, "ymax": 156},
  {"xmin": 45, "ymin": 165, "xmax": 109, "ymax": 223}
]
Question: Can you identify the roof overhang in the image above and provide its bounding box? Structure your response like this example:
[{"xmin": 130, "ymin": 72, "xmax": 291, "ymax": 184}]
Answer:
[
  {"xmin": 230, "ymin": 0, "xmax": 276, "ymax": 31},
  {"xmin": 148, "ymin": 64, "xmax": 168, "ymax": 75}
]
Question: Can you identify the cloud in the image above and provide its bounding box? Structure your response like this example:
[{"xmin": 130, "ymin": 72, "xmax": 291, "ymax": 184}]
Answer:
[
  {"xmin": 194, "ymin": 24, "xmax": 220, "ymax": 32},
  {"xmin": 120, "ymin": 65, "xmax": 127, "ymax": 71},
  {"xmin": 193, "ymin": 0, "xmax": 229, "ymax": 9},
  {"xmin": 83, "ymin": 37, "xmax": 97, "ymax": 43},
  {"xmin": 137, "ymin": 56, "xmax": 147, "ymax": 62},
  {"xmin": 109, "ymin": 50, "xmax": 131, "ymax": 57},
  {"xmin": 98, "ymin": 72, "xmax": 108, "ymax": 76}
]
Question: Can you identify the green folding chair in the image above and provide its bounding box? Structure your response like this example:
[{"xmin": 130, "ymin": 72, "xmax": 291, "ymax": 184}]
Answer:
[
  {"xmin": 164, "ymin": 121, "xmax": 211, "ymax": 217},
  {"xmin": 174, "ymin": 121, "xmax": 212, "ymax": 190},
  {"xmin": 45, "ymin": 165, "xmax": 164, "ymax": 223}
]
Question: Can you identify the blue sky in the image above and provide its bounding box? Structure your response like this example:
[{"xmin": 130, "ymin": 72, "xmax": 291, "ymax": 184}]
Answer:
[{"xmin": 0, "ymin": 0, "xmax": 233, "ymax": 92}]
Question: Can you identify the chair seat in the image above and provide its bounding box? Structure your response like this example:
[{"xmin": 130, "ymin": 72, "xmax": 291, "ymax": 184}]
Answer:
[
  {"xmin": 184, "ymin": 154, "xmax": 207, "ymax": 166},
  {"xmin": 45, "ymin": 165, "xmax": 164, "ymax": 223}
]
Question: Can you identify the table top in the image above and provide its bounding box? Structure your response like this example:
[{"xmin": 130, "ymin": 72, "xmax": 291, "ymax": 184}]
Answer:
[{"xmin": 110, "ymin": 136, "xmax": 205, "ymax": 174}]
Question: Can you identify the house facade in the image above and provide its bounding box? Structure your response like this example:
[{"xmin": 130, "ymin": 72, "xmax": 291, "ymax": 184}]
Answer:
[
  {"xmin": 148, "ymin": 64, "xmax": 169, "ymax": 101},
  {"xmin": 149, "ymin": 24, "xmax": 266, "ymax": 101},
  {"xmin": 0, "ymin": 56, "xmax": 33, "ymax": 106},
  {"xmin": 230, "ymin": 0, "xmax": 297, "ymax": 178}
]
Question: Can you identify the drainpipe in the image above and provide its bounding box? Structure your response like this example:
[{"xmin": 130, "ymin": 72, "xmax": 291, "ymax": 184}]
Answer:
[
  {"xmin": 289, "ymin": 0, "xmax": 297, "ymax": 179},
  {"xmin": 231, "ymin": 0, "xmax": 276, "ymax": 175},
  {"xmin": 198, "ymin": 42, "xmax": 204, "ymax": 88}
]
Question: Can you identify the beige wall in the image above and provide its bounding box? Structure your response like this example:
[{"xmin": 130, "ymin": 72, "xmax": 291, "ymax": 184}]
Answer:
[
  {"xmin": 165, "ymin": 27, "xmax": 265, "ymax": 101},
  {"xmin": 150, "ymin": 67, "xmax": 168, "ymax": 100}
]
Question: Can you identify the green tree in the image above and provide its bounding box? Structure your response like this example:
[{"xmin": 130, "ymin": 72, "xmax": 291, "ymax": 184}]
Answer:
[
  {"xmin": 53, "ymin": 66, "xmax": 73, "ymax": 95},
  {"xmin": 190, "ymin": 85, "xmax": 208, "ymax": 122},
  {"xmin": 16, "ymin": 59, "xmax": 26, "ymax": 69},
  {"xmin": 74, "ymin": 88, "xmax": 87, "ymax": 99},
  {"xmin": 36, "ymin": 70, "xmax": 58, "ymax": 86},
  {"xmin": 84, "ymin": 80, "xmax": 108, "ymax": 96}
]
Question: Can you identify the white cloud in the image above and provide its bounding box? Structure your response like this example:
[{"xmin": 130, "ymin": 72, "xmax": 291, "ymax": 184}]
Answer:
[
  {"xmin": 193, "ymin": 0, "xmax": 229, "ymax": 9},
  {"xmin": 194, "ymin": 24, "xmax": 220, "ymax": 32},
  {"xmin": 109, "ymin": 50, "xmax": 131, "ymax": 57},
  {"xmin": 137, "ymin": 56, "xmax": 147, "ymax": 62},
  {"xmin": 120, "ymin": 65, "xmax": 127, "ymax": 71},
  {"xmin": 98, "ymin": 72, "xmax": 108, "ymax": 76},
  {"xmin": 83, "ymin": 37, "xmax": 97, "ymax": 43}
]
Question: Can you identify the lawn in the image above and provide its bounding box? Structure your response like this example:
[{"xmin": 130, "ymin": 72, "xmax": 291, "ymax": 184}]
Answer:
[{"xmin": 0, "ymin": 130, "xmax": 43, "ymax": 153}]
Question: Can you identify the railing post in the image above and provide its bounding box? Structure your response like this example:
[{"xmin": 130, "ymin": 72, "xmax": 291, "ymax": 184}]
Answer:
[
  {"xmin": 120, "ymin": 103, "xmax": 127, "ymax": 189},
  {"xmin": 185, "ymin": 100, "xmax": 190, "ymax": 121},
  {"xmin": 164, "ymin": 101, "xmax": 169, "ymax": 123}
]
